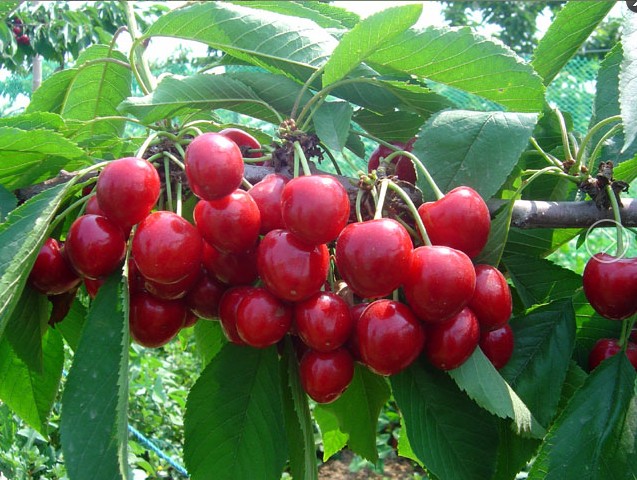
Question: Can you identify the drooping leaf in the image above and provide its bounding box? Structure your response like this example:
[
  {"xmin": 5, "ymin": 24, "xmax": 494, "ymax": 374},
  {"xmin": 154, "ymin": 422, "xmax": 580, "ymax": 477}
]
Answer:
[
  {"xmin": 0, "ymin": 183, "xmax": 74, "ymax": 338},
  {"xmin": 500, "ymin": 299, "xmax": 577, "ymax": 427},
  {"xmin": 0, "ymin": 328, "xmax": 64, "ymax": 435},
  {"xmin": 368, "ymin": 26, "xmax": 545, "ymax": 112},
  {"xmin": 184, "ymin": 344, "xmax": 287, "ymax": 480},
  {"xmin": 532, "ymin": 1, "xmax": 614, "ymax": 86},
  {"xmin": 322, "ymin": 4, "xmax": 422, "ymax": 86},
  {"xmin": 313, "ymin": 101, "xmax": 353, "ymax": 151},
  {"xmin": 412, "ymin": 110, "xmax": 538, "ymax": 201},
  {"xmin": 60, "ymin": 274, "xmax": 129, "ymax": 480},
  {"xmin": 620, "ymin": 13, "xmax": 637, "ymax": 153},
  {"xmin": 231, "ymin": 1, "xmax": 359, "ymax": 29},
  {"xmin": 193, "ymin": 320, "xmax": 226, "ymax": 366},
  {"xmin": 0, "ymin": 112, "xmax": 65, "ymax": 131},
  {"xmin": 314, "ymin": 365, "xmax": 390, "ymax": 462},
  {"xmin": 313, "ymin": 406, "xmax": 348, "ymax": 461},
  {"xmin": 0, "ymin": 184, "xmax": 16, "ymax": 222},
  {"xmin": 528, "ymin": 354, "xmax": 637, "ymax": 480},
  {"xmin": 391, "ymin": 359, "xmax": 499, "ymax": 480}
]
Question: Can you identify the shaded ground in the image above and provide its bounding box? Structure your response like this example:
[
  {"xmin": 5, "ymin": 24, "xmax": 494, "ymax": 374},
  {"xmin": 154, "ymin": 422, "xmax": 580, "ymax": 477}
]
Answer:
[{"xmin": 318, "ymin": 450, "xmax": 427, "ymax": 479}]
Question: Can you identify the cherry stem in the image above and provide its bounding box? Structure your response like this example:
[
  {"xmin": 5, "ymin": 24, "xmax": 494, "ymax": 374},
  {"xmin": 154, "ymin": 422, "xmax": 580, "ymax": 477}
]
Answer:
[
  {"xmin": 162, "ymin": 151, "xmax": 185, "ymax": 171},
  {"xmin": 176, "ymin": 181, "xmax": 183, "ymax": 217},
  {"xmin": 136, "ymin": 131, "xmax": 160, "ymax": 158},
  {"xmin": 293, "ymin": 141, "xmax": 312, "ymax": 176},
  {"xmin": 605, "ymin": 183, "xmax": 624, "ymax": 257},
  {"xmin": 384, "ymin": 150, "xmax": 444, "ymax": 200},
  {"xmin": 173, "ymin": 142, "xmax": 187, "ymax": 159},
  {"xmin": 355, "ymin": 188, "xmax": 364, "ymax": 223},
  {"xmin": 177, "ymin": 125, "xmax": 204, "ymax": 139},
  {"xmin": 163, "ymin": 157, "xmax": 173, "ymax": 212},
  {"xmin": 291, "ymin": 65, "xmax": 324, "ymax": 120},
  {"xmin": 242, "ymin": 155, "xmax": 272, "ymax": 164},
  {"xmin": 529, "ymin": 137, "xmax": 563, "ymax": 169},
  {"xmin": 385, "ymin": 179, "xmax": 432, "ymax": 246},
  {"xmin": 586, "ymin": 124, "xmax": 623, "ymax": 174},
  {"xmin": 577, "ymin": 114, "xmax": 622, "ymax": 169},
  {"xmin": 554, "ymin": 108, "xmax": 575, "ymax": 165},
  {"xmin": 374, "ymin": 179, "xmax": 390, "ymax": 220},
  {"xmin": 241, "ymin": 177, "xmax": 254, "ymax": 189}
]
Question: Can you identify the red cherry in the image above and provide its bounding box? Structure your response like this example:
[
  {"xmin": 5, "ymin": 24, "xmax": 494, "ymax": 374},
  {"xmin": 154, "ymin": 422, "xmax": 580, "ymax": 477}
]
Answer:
[
  {"xmin": 129, "ymin": 292, "xmax": 187, "ymax": 348},
  {"xmin": 183, "ymin": 310, "xmax": 198, "ymax": 328},
  {"xmin": 12, "ymin": 26, "xmax": 22, "ymax": 36},
  {"xmin": 218, "ymin": 286, "xmax": 254, "ymax": 345},
  {"xmin": 583, "ymin": 254, "xmax": 637, "ymax": 320},
  {"xmin": 132, "ymin": 211, "xmax": 203, "ymax": 285},
  {"xmin": 469, "ymin": 264, "xmax": 512, "ymax": 331},
  {"xmin": 248, "ymin": 173, "xmax": 289, "ymax": 234},
  {"xmin": 280, "ymin": 175, "xmax": 350, "ymax": 245},
  {"xmin": 185, "ymin": 271, "xmax": 227, "ymax": 320},
  {"xmin": 357, "ymin": 299, "xmax": 425, "ymax": 376},
  {"xmin": 143, "ymin": 267, "xmax": 201, "ymax": 300},
  {"xmin": 193, "ymin": 190, "xmax": 261, "ymax": 253},
  {"xmin": 16, "ymin": 34, "xmax": 29, "ymax": 46},
  {"xmin": 96, "ymin": 157, "xmax": 160, "ymax": 229},
  {"xmin": 479, "ymin": 324, "xmax": 514, "ymax": 370},
  {"xmin": 367, "ymin": 140, "xmax": 416, "ymax": 184},
  {"xmin": 425, "ymin": 307, "xmax": 480, "ymax": 370},
  {"xmin": 335, "ymin": 218, "xmax": 413, "ymax": 299},
  {"xmin": 417, "ymin": 186, "xmax": 490, "ymax": 259},
  {"xmin": 219, "ymin": 127, "xmax": 262, "ymax": 159},
  {"xmin": 28, "ymin": 238, "xmax": 81, "ymax": 295},
  {"xmin": 257, "ymin": 229, "xmax": 329, "ymax": 302},
  {"xmin": 64, "ymin": 214, "xmax": 126, "ymax": 280},
  {"xmin": 588, "ymin": 338, "xmax": 637, "ymax": 371},
  {"xmin": 631, "ymin": 328, "xmax": 637, "ymax": 343},
  {"xmin": 85, "ymin": 195, "xmax": 107, "ymax": 217},
  {"xmin": 346, "ymin": 303, "xmax": 369, "ymax": 361},
  {"xmin": 403, "ymin": 245, "xmax": 476, "ymax": 323},
  {"xmin": 294, "ymin": 292, "xmax": 354, "ymax": 352},
  {"xmin": 201, "ymin": 241, "xmax": 258, "ymax": 286},
  {"xmin": 300, "ymin": 348, "xmax": 354, "ymax": 403},
  {"xmin": 185, "ymin": 132, "xmax": 244, "ymax": 200},
  {"xmin": 235, "ymin": 287, "xmax": 292, "ymax": 348}
]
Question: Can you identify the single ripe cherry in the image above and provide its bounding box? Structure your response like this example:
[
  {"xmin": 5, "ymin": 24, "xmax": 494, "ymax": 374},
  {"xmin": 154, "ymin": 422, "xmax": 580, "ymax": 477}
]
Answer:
[
  {"xmin": 235, "ymin": 287, "xmax": 292, "ymax": 348},
  {"xmin": 468, "ymin": 264, "xmax": 512, "ymax": 331},
  {"xmin": 218, "ymin": 286, "xmax": 254, "ymax": 345},
  {"xmin": 132, "ymin": 211, "xmax": 203, "ymax": 285},
  {"xmin": 96, "ymin": 157, "xmax": 160, "ymax": 229},
  {"xmin": 64, "ymin": 214, "xmax": 126, "ymax": 279},
  {"xmin": 479, "ymin": 324, "xmax": 514, "ymax": 370},
  {"xmin": 280, "ymin": 175, "xmax": 350, "ymax": 245},
  {"xmin": 300, "ymin": 348, "xmax": 354, "ymax": 403},
  {"xmin": 129, "ymin": 292, "xmax": 187, "ymax": 348},
  {"xmin": 588, "ymin": 338, "xmax": 637, "ymax": 371},
  {"xmin": 294, "ymin": 292, "xmax": 354, "ymax": 352},
  {"xmin": 582, "ymin": 254, "xmax": 637, "ymax": 321},
  {"xmin": 185, "ymin": 271, "xmax": 227, "ymax": 320},
  {"xmin": 335, "ymin": 218, "xmax": 413, "ymax": 299},
  {"xmin": 425, "ymin": 307, "xmax": 480, "ymax": 370},
  {"xmin": 185, "ymin": 132, "xmax": 244, "ymax": 200},
  {"xmin": 357, "ymin": 300, "xmax": 425, "ymax": 376},
  {"xmin": 417, "ymin": 186, "xmax": 490, "ymax": 259},
  {"xmin": 84, "ymin": 195, "xmax": 107, "ymax": 217},
  {"xmin": 143, "ymin": 267, "xmax": 201, "ymax": 300},
  {"xmin": 29, "ymin": 238, "xmax": 81, "ymax": 295},
  {"xmin": 219, "ymin": 127, "xmax": 262, "ymax": 159},
  {"xmin": 248, "ymin": 174, "xmax": 289, "ymax": 234},
  {"xmin": 403, "ymin": 245, "xmax": 476, "ymax": 323},
  {"xmin": 201, "ymin": 241, "xmax": 258, "ymax": 286}
]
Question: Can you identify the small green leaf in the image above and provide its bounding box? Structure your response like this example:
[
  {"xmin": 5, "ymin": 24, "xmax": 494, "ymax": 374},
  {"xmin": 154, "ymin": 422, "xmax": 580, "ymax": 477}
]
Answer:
[
  {"xmin": 60, "ymin": 274, "xmax": 129, "ymax": 480},
  {"xmin": 193, "ymin": 320, "xmax": 226, "ymax": 366},
  {"xmin": 474, "ymin": 200, "xmax": 514, "ymax": 267},
  {"xmin": 323, "ymin": 4, "xmax": 422, "ymax": 86},
  {"xmin": 184, "ymin": 344, "xmax": 287, "ymax": 480},
  {"xmin": 313, "ymin": 101, "xmax": 353, "ymax": 152},
  {"xmin": 620, "ymin": 14, "xmax": 637, "ymax": 152},
  {"xmin": 313, "ymin": 407, "xmax": 348, "ymax": 461}
]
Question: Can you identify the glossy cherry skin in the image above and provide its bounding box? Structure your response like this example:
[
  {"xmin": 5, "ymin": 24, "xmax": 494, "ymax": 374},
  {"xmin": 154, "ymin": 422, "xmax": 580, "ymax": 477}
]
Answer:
[
  {"xmin": 185, "ymin": 271, "xmax": 227, "ymax": 320},
  {"xmin": 218, "ymin": 286, "xmax": 254, "ymax": 345},
  {"xmin": 335, "ymin": 218, "xmax": 413, "ymax": 299},
  {"xmin": 84, "ymin": 277, "xmax": 105, "ymax": 299},
  {"xmin": 235, "ymin": 287, "xmax": 292, "ymax": 348},
  {"xmin": 257, "ymin": 229, "xmax": 329, "ymax": 302},
  {"xmin": 479, "ymin": 324, "xmax": 514, "ymax": 370},
  {"xmin": 280, "ymin": 175, "xmax": 350, "ymax": 245},
  {"xmin": 425, "ymin": 307, "xmax": 480, "ymax": 370},
  {"xmin": 85, "ymin": 195, "xmax": 107, "ymax": 217},
  {"xmin": 29, "ymin": 238, "xmax": 81, "ymax": 295},
  {"xmin": 469, "ymin": 264, "xmax": 512, "ymax": 331},
  {"xmin": 219, "ymin": 127, "xmax": 262, "ymax": 158},
  {"xmin": 132, "ymin": 211, "xmax": 203, "ymax": 285},
  {"xmin": 201, "ymin": 242, "xmax": 258, "ymax": 286},
  {"xmin": 367, "ymin": 139, "xmax": 417, "ymax": 184},
  {"xmin": 96, "ymin": 157, "xmax": 160, "ymax": 229},
  {"xmin": 129, "ymin": 292, "xmax": 187, "ymax": 348},
  {"xmin": 143, "ymin": 267, "xmax": 201, "ymax": 300},
  {"xmin": 583, "ymin": 253, "xmax": 637, "ymax": 320},
  {"xmin": 357, "ymin": 300, "xmax": 425, "ymax": 376},
  {"xmin": 248, "ymin": 174, "xmax": 289, "ymax": 234},
  {"xmin": 417, "ymin": 186, "xmax": 490, "ymax": 259},
  {"xmin": 403, "ymin": 245, "xmax": 476, "ymax": 323},
  {"xmin": 65, "ymin": 214, "xmax": 127, "ymax": 280},
  {"xmin": 300, "ymin": 348, "xmax": 354, "ymax": 404},
  {"xmin": 588, "ymin": 338, "xmax": 637, "ymax": 371},
  {"xmin": 193, "ymin": 190, "xmax": 261, "ymax": 253},
  {"xmin": 185, "ymin": 132, "xmax": 244, "ymax": 200},
  {"xmin": 346, "ymin": 303, "xmax": 369, "ymax": 362},
  {"xmin": 294, "ymin": 292, "xmax": 354, "ymax": 352}
]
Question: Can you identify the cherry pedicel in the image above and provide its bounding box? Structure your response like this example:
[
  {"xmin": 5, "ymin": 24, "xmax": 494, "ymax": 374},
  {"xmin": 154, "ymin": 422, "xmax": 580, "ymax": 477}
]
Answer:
[{"xmin": 300, "ymin": 348, "xmax": 354, "ymax": 404}]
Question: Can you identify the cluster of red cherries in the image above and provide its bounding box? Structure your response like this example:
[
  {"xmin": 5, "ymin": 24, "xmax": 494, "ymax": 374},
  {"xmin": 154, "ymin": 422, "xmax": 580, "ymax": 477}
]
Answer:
[
  {"xmin": 10, "ymin": 17, "xmax": 29, "ymax": 46},
  {"xmin": 29, "ymin": 129, "xmax": 517, "ymax": 404}
]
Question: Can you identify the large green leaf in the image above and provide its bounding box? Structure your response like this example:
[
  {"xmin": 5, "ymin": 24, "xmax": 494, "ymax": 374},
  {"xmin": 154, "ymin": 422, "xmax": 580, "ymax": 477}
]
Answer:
[
  {"xmin": 184, "ymin": 344, "xmax": 287, "ymax": 480},
  {"xmin": 353, "ymin": 109, "xmax": 424, "ymax": 143},
  {"xmin": 55, "ymin": 296, "xmax": 88, "ymax": 352},
  {"xmin": 60, "ymin": 274, "xmax": 129, "ymax": 480},
  {"xmin": 503, "ymin": 227, "xmax": 576, "ymax": 260},
  {"xmin": 0, "ymin": 112, "xmax": 65, "ymax": 131},
  {"xmin": 314, "ymin": 365, "xmax": 390, "ymax": 462},
  {"xmin": 313, "ymin": 101, "xmax": 353, "ymax": 151},
  {"xmin": 391, "ymin": 359, "xmax": 499, "ymax": 480},
  {"xmin": 500, "ymin": 299, "xmax": 576, "ymax": 427},
  {"xmin": 368, "ymin": 26, "xmax": 545, "ymax": 112},
  {"xmin": 143, "ymin": 2, "xmax": 336, "ymax": 83},
  {"xmin": 231, "ymin": 1, "xmax": 359, "ymax": 29},
  {"xmin": 0, "ymin": 184, "xmax": 16, "ymax": 222},
  {"xmin": 532, "ymin": 1, "xmax": 614, "ymax": 86},
  {"xmin": 620, "ymin": 14, "xmax": 637, "ymax": 153},
  {"xmin": 193, "ymin": 320, "xmax": 226, "ymax": 366},
  {"xmin": 474, "ymin": 199, "xmax": 514, "ymax": 267},
  {"xmin": 492, "ymin": 420, "xmax": 541, "ymax": 480},
  {"xmin": 0, "ymin": 183, "xmax": 74, "ymax": 338},
  {"xmin": 0, "ymin": 328, "xmax": 64, "ymax": 435},
  {"xmin": 28, "ymin": 69, "xmax": 78, "ymax": 114},
  {"xmin": 322, "ymin": 4, "xmax": 422, "ymax": 86},
  {"xmin": 528, "ymin": 353, "xmax": 637, "ymax": 480},
  {"xmin": 412, "ymin": 110, "xmax": 538, "ymax": 201}
]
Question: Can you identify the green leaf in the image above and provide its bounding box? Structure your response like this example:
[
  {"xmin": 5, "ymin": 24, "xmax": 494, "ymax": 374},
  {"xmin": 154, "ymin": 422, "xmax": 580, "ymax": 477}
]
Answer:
[
  {"xmin": 500, "ymin": 299, "xmax": 577, "ymax": 427},
  {"xmin": 193, "ymin": 320, "xmax": 226, "ymax": 366},
  {"xmin": 313, "ymin": 406, "xmax": 348, "ymax": 461},
  {"xmin": 314, "ymin": 365, "xmax": 390, "ymax": 462},
  {"xmin": 474, "ymin": 200, "xmax": 514, "ymax": 267},
  {"xmin": 353, "ymin": 109, "xmax": 424, "ymax": 143},
  {"xmin": 27, "ymin": 69, "xmax": 77, "ymax": 114},
  {"xmin": 60, "ymin": 274, "xmax": 129, "ymax": 480},
  {"xmin": 0, "ymin": 328, "xmax": 64, "ymax": 435},
  {"xmin": 231, "ymin": 1, "xmax": 359, "ymax": 29},
  {"xmin": 412, "ymin": 110, "xmax": 538, "ymax": 201},
  {"xmin": 492, "ymin": 419, "xmax": 540, "ymax": 480},
  {"xmin": 620, "ymin": 14, "xmax": 637, "ymax": 153},
  {"xmin": 0, "ymin": 183, "xmax": 74, "ymax": 338},
  {"xmin": 0, "ymin": 112, "xmax": 65, "ymax": 131},
  {"xmin": 0, "ymin": 184, "xmax": 16, "ymax": 222},
  {"xmin": 528, "ymin": 354, "xmax": 637, "ymax": 480},
  {"xmin": 55, "ymin": 296, "xmax": 88, "ymax": 352},
  {"xmin": 368, "ymin": 26, "xmax": 545, "ymax": 112},
  {"xmin": 322, "ymin": 4, "xmax": 422, "ymax": 86},
  {"xmin": 448, "ymin": 348, "xmax": 545, "ymax": 438},
  {"xmin": 532, "ymin": 1, "xmax": 614, "ymax": 86},
  {"xmin": 144, "ymin": 2, "xmax": 336, "ymax": 83},
  {"xmin": 504, "ymin": 227, "xmax": 576, "ymax": 259},
  {"xmin": 556, "ymin": 360, "xmax": 588, "ymax": 413},
  {"xmin": 0, "ymin": 2, "xmax": 19, "ymax": 20},
  {"xmin": 391, "ymin": 359, "xmax": 499, "ymax": 480},
  {"xmin": 184, "ymin": 344, "xmax": 287, "ymax": 480},
  {"xmin": 313, "ymin": 101, "xmax": 353, "ymax": 151},
  {"xmin": 396, "ymin": 418, "xmax": 423, "ymax": 467}
]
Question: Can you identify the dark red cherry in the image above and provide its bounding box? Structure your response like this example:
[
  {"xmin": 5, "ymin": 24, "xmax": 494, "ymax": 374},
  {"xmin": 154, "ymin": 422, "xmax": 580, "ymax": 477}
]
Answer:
[
  {"xmin": 201, "ymin": 242, "xmax": 258, "ymax": 286},
  {"xmin": 294, "ymin": 292, "xmax": 354, "ymax": 352},
  {"xmin": 219, "ymin": 127, "xmax": 262, "ymax": 159},
  {"xmin": 185, "ymin": 271, "xmax": 227, "ymax": 320},
  {"xmin": 29, "ymin": 238, "xmax": 81, "ymax": 295},
  {"xmin": 588, "ymin": 338, "xmax": 637, "ymax": 371},
  {"xmin": 143, "ymin": 267, "xmax": 201, "ymax": 300},
  {"xmin": 425, "ymin": 307, "xmax": 480, "ymax": 370},
  {"xmin": 300, "ymin": 348, "xmax": 354, "ymax": 403},
  {"xmin": 479, "ymin": 323, "xmax": 514, "ymax": 370},
  {"xmin": 218, "ymin": 286, "xmax": 254, "ymax": 345},
  {"xmin": 469, "ymin": 264, "xmax": 512, "ymax": 331},
  {"xmin": 367, "ymin": 140, "xmax": 416, "ymax": 184},
  {"xmin": 235, "ymin": 287, "xmax": 292, "ymax": 348},
  {"xmin": 248, "ymin": 174, "xmax": 289, "ymax": 234},
  {"xmin": 129, "ymin": 292, "xmax": 187, "ymax": 348},
  {"xmin": 583, "ymin": 254, "xmax": 637, "ymax": 320}
]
